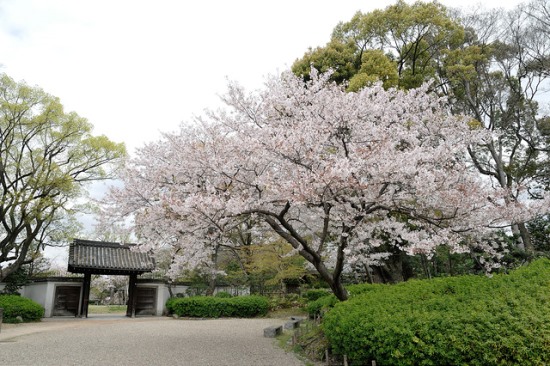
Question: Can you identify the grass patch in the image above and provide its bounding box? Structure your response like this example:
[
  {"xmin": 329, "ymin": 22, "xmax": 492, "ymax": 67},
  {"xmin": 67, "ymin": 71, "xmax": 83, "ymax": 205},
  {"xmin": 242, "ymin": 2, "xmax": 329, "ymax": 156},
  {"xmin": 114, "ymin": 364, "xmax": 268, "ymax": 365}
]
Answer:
[
  {"xmin": 267, "ymin": 306, "xmax": 308, "ymax": 319},
  {"xmin": 88, "ymin": 305, "xmax": 127, "ymax": 314},
  {"xmin": 276, "ymin": 318, "xmax": 328, "ymax": 366}
]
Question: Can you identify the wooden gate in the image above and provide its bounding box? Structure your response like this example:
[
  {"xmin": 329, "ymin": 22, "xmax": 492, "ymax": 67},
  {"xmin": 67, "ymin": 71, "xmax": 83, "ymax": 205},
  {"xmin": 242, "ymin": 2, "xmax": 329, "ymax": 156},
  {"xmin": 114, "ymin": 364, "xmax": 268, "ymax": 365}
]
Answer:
[
  {"xmin": 134, "ymin": 287, "xmax": 157, "ymax": 315},
  {"xmin": 53, "ymin": 286, "xmax": 81, "ymax": 316}
]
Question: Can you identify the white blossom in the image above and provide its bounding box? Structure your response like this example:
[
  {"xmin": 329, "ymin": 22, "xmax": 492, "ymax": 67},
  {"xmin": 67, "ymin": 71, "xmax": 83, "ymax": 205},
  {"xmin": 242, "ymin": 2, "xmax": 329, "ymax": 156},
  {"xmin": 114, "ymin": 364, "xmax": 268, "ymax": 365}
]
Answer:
[{"xmin": 102, "ymin": 69, "xmax": 550, "ymax": 295}]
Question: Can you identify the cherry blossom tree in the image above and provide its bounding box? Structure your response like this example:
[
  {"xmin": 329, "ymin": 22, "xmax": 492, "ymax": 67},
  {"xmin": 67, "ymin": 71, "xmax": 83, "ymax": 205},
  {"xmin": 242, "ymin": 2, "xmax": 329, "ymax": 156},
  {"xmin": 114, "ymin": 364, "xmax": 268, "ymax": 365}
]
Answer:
[{"xmin": 106, "ymin": 70, "xmax": 550, "ymax": 300}]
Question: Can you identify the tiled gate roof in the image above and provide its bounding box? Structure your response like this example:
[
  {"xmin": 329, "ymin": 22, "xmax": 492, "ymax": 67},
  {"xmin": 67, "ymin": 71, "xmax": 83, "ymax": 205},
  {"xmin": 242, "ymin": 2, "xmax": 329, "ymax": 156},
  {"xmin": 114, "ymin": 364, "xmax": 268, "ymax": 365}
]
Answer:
[{"xmin": 68, "ymin": 239, "xmax": 155, "ymax": 275}]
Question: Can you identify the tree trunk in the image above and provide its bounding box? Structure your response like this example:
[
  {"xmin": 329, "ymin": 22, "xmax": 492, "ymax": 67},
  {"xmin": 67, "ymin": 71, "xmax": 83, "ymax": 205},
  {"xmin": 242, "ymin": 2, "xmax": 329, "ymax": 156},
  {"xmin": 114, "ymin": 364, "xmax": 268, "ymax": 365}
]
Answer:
[
  {"xmin": 518, "ymin": 222, "xmax": 534, "ymax": 253},
  {"xmin": 364, "ymin": 263, "xmax": 374, "ymax": 284},
  {"xmin": 206, "ymin": 245, "xmax": 220, "ymax": 296},
  {"xmin": 329, "ymin": 278, "xmax": 348, "ymax": 301},
  {"xmin": 512, "ymin": 224, "xmax": 526, "ymax": 251},
  {"xmin": 313, "ymin": 261, "xmax": 348, "ymax": 300},
  {"xmin": 206, "ymin": 276, "xmax": 216, "ymax": 296}
]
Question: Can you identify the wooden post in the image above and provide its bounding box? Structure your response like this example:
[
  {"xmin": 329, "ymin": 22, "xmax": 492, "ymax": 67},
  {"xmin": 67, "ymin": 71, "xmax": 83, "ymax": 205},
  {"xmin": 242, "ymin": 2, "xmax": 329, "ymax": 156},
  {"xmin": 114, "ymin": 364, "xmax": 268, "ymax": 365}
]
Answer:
[
  {"xmin": 343, "ymin": 355, "xmax": 348, "ymax": 366},
  {"xmin": 79, "ymin": 273, "xmax": 91, "ymax": 318},
  {"xmin": 127, "ymin": 274, "xmax": 137, "ymax": 318},
  {"xmin": 325, "ymin": 349, "xmax": 330, "ymax": 365}
]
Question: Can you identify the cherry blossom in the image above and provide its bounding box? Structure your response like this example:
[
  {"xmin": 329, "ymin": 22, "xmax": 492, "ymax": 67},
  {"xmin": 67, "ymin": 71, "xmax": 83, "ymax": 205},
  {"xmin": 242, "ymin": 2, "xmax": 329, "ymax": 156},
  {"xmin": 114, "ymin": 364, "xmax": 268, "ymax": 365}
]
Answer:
[{"xmin": 104, "ymin": 69, "xmax": 550, "ymax": 300}]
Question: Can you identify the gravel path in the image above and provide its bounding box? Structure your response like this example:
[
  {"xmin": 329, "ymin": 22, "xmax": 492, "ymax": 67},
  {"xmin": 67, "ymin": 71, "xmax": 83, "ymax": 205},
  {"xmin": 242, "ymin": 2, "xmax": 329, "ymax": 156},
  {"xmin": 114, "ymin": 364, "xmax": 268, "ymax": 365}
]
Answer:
[{"xmin": 0, "ymin": 316, "xmax": 305, "ymax": 366}]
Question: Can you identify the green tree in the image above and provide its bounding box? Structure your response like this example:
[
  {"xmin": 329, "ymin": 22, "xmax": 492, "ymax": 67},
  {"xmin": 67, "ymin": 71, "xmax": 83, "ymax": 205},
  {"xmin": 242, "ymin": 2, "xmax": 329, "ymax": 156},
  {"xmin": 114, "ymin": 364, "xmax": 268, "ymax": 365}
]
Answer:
[
  {"xmin": 0, "ymin": 266, "xmax": 29, "ymax": 294},
  {"xmin": 352, "ymin": 0, "xmax": 463, "ymax": 89},
  {"xmin": 292, "ymin": 1, "xmax": 550, "ymax": 255},
  {"xmin": 245, "ymin": 240, "xmax": 308, "ymax": 294},
  {"xmin": 447, "ymin": 5, "xmax": 550, "ymax": 252},
  {"xmin": 294, "ymin": 0, "xmax": 464, "ymax": 90},
  {"xmin": 0, "ymin": 73, "xmax": 126, "ymax": 281},
  {"xmin": 347, "ymin": 50, "xmax": 399, "ymax": 91},
  {"xmin": 292, "ymin": 39, "xmax": 358, "ymax": 84}
]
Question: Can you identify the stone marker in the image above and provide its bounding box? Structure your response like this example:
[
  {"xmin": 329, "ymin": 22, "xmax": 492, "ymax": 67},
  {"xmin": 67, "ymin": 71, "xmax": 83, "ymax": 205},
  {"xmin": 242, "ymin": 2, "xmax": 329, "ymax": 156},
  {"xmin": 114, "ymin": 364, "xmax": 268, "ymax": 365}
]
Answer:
[
  {"xmin": 263, "ymin": 325, "xmax": 282, "ymax": 338},
  {"xmin": 284, "ymin": 320, "xmax": 301, "ymax": 329}
]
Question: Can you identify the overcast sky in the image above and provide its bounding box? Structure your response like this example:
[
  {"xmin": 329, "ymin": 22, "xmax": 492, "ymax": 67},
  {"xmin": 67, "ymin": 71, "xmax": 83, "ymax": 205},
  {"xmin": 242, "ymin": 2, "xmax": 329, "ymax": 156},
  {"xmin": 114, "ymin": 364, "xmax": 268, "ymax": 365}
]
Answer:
[
  {"xmin": 1, "ymin": 0, "xmax": 524, "ymax": 154},
  {"xmin": 0, "ymin": 0, "xmax": 525, "ymax": 265}
]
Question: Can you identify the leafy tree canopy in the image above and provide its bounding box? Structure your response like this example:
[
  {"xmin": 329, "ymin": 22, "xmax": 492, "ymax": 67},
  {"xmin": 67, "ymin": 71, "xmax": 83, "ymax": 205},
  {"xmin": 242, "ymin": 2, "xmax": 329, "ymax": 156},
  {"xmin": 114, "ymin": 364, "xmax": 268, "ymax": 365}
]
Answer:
[
  {"xmin": 0, "ymin": 73, "xmax": 126, "ymax": 281},
  {"xmin": 293, "ymin": 0, "xmax": 550, "ymax": 253}
]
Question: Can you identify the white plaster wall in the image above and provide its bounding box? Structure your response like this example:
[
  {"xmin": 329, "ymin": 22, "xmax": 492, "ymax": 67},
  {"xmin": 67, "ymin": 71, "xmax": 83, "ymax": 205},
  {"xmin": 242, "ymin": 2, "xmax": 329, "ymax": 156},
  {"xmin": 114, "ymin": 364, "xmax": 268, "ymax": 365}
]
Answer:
[
  {"xmin": 169, "ymin": 284, "xmax": 190, "ymax": 298},
  {"xmin": 213, "ymin": 286, "xmax": 250, "ymax": 296},
  {"xmin": 22, "ymin": 281, "xmax": 82, "ymax": 317},
  {"xmin": 136, "ymin": 283, "xmax": 188, "ymax": 316},
  {"xmin": 165, "ymin": 284, "xmax": 250, "ymax": 299},
  {"xmin": 154, "ymin": 284, "xmax": 165, "ymax": 316},
  {"xmin": 45, "ymin": 282, "xmax": 55, "ymax": 317},
  {"xmin": 21, "ymin": 282, "xmax": 50, "ymax": 317},
  {"xmin": 135, "ymin": 283, "xmax": 165, "ymax": 316}
]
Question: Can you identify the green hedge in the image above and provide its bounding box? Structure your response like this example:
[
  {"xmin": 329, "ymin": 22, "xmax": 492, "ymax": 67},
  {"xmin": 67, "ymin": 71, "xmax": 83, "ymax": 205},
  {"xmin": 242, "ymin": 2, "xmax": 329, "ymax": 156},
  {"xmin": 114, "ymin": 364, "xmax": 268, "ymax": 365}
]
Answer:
[
  {"xmin": 166, "ymin": 295, "xmax": 269, "ymax": 318},
  {"xmin": 303, "ymin": 289, "xmax": 331, "ymax": 302},
  {"xmin": 214, "ymin": 291, "xmax": 232, "ymax": 298},
  {"xmin": 322, "ymin": 259, "xmax": 550, "ymax": 366},
  {"xmin": 306, "ymin": 294, "xmax": 337, "ymax": 317},
  {"xmin": 0, "ymin": 294, "xmax": 44, "ymax": 323}
]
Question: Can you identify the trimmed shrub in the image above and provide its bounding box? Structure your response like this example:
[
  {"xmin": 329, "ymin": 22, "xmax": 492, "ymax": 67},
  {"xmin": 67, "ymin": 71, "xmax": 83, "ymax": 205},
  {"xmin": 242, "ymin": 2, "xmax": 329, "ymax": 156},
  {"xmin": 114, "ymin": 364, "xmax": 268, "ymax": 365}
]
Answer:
[
  {"xmin": 166, "ymin": 295, "xmax": 269, "ymax": 318},
  {"xmin": 305, "ymin": 284, "xmax": 384, "ymax": 317},
  {"xmin": 214, "ymin": 291, "xmax": 232, "ymax": 298},
  {"xmin": 323, "ymin": 259, "xmax": 550, "ymax": 366},
  {"xmin": 0, "ymin": 294, "xmax": 44, "ymax": 323}
]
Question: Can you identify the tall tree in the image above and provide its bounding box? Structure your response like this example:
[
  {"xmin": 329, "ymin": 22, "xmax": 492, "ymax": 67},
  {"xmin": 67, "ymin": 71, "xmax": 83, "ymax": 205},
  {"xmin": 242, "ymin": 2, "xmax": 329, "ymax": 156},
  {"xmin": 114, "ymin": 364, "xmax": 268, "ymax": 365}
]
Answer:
[
  {"xmin": 0, "ymin": 73, "xmax": 126, "ymax": 281},
  {"xmin": 293, "ymin": 0, "xmax": 464, "ymax": 90},
  {"xmin": 293, "ymin": 0, "xmax": 550, "ymax": 253},
  {"xmin": 291, "ymin": 39, "xmax": 359, "ymax": 85},
  {"xmin": 106, "ymin": 70, "xmax": 549, "ymax": 300},
  {"xmin": 447, "ymin": 5, "xmax": 550, "ymax": 251}
]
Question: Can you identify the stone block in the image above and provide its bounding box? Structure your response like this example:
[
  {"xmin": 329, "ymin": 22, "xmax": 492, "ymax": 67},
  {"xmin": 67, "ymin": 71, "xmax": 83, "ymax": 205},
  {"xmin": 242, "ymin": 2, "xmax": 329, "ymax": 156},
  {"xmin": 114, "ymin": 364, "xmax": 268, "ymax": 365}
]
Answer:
[
  {"xmin": 263, "ymin": 325, "xmax": 282, "ymax": 338},
  {"xmin": 284, "ymin": 320, "xmax": 301, "ymax": 329}
]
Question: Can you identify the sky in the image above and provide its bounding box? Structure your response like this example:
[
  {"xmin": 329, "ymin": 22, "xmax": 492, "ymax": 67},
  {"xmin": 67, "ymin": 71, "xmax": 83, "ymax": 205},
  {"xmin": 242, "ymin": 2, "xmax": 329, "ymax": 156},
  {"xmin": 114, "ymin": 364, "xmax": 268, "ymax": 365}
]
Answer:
[
  {"xmin": 0, "ymin": 0, "xmax": 525, "ymax": 265},
  {"xmin": 0, "ymin": 0, "xmax": 524, "ymax": 154}
]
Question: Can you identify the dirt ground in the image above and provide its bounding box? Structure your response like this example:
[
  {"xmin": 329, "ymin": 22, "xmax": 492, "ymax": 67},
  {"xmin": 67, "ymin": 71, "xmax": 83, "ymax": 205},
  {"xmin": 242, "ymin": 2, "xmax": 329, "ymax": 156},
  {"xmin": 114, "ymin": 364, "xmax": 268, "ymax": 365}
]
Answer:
[{"xmin": 0, "ymin": 315, "xmax": 305, "ymax": 366}]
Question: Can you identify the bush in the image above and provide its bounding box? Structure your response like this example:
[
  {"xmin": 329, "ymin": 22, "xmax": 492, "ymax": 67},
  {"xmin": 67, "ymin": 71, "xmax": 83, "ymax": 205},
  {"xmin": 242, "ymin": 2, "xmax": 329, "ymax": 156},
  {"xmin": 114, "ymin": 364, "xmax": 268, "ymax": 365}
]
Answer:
[
  {"xmin": 0, "ymin": 294, "xmax": 44, "ymax": 323},
  {"xmin": 303, "ymin": 289, "xmax": 331, "ymax": 302},
  {"xmin": 166, "ymin": 295, "xmax": 269, "ymax": 318},
  {"xmin": 268, "ymin": 293, "xmax": 304, "ymax": 311},
  {"xmin": 305, "ymin": 284, "xmax": 381, "ymax": 318},
  {"xmin": 322, "ymin": 258, "xmax": 550, "ymax": 366},
  {"xmin": 214, "ymin": 291, "xmax": 232, "ymax": 298},
  {"xmin": 306, "ymin": 294, "xmax": 338, "ymax": 318}
]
